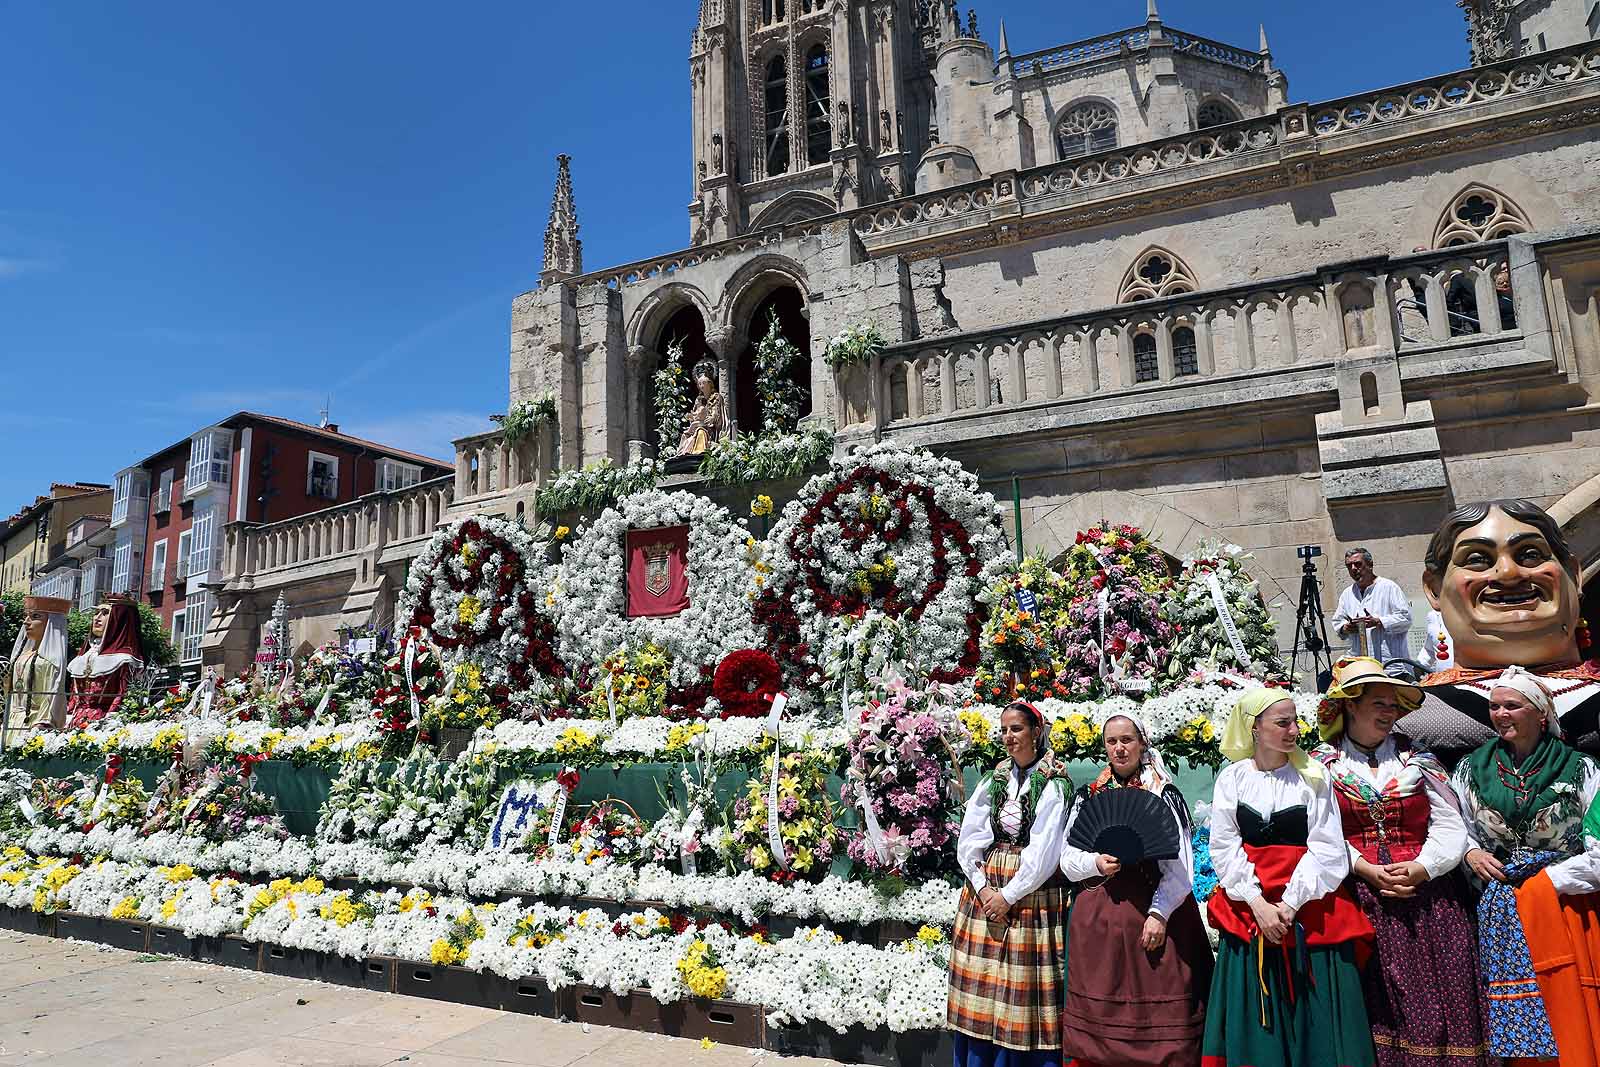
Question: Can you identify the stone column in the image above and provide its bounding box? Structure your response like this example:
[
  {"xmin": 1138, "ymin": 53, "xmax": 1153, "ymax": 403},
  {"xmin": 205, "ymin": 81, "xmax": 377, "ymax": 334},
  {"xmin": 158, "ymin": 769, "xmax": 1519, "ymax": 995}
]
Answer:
[{"xmin": 704, "ymin": 326, "xmax": 738, "ymax": 435}]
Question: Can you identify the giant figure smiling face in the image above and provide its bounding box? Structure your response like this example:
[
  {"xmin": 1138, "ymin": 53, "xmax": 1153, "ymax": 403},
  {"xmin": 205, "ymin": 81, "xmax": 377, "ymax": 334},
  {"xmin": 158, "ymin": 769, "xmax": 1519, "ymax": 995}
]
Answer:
[{"xmin": 1422, "ymin": 499, "xmax": 1581, "ymax": 672}]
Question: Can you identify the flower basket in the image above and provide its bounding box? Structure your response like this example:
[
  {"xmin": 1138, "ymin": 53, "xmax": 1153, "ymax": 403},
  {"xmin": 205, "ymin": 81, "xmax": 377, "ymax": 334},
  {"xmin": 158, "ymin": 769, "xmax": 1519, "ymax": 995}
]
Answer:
[{"xmin": 435, "ymin": 726, "xmax": 476, "ymax": 760}]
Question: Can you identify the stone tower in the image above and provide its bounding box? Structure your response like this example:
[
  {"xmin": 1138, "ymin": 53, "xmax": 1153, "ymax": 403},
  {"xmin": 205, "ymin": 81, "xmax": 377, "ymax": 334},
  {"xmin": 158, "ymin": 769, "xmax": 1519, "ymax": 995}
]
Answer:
[
  {"xmin": 1459, "ymin": 0, "xmax": 1600, "ymax": 64},
  {"xmin": 541, "ymin": 154, "xmax": 582, "ymax": 286},
  {"xmin": 687, "ymin": 0, "xmax": 942, "ymax": 243}
]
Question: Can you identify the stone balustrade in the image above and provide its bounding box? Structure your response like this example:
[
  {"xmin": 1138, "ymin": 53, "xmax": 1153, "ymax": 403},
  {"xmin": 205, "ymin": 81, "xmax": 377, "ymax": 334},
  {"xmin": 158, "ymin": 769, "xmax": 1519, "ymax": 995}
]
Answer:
[
  {"xmin": 452, "ymin": 425, "xmax": 550, "ymax": 508},
  {"xmin": 223, "ymin": 475, "xmax": 454, "ymax": 583},
  {"xmin": 1168, "ymin": 30, "xmax": 1265, "ymax": 73},
  {"xmin": 857, "ymin": 241, "xmax": 1520, "ymax": 432},
  {"xmin": 1009, "ymin": 28, "xmax": 1151, "ymax": 78},
  {"xmin": 574, "ymin": 221, "xmax": 826, "ymax": 291}
]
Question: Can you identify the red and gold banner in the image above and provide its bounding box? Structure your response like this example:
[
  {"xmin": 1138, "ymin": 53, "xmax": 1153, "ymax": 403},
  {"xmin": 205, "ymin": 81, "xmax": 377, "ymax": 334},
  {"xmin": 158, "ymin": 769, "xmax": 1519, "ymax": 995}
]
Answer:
[{"xmin": 625, "ymin": 525, "xmax": 690, "ymax": 617}]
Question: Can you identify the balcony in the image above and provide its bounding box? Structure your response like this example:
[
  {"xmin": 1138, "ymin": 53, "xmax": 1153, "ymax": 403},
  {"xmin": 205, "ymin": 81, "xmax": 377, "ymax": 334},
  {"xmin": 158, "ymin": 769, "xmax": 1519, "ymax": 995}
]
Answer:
[
  {"xmin": 452, "ymin": 424, "xmax": 551, "ymax": 510},
  {"xmin": 77, "ymin": 557, "xmax": 112, "ymax": 612},
  {"xmin": 841, "ymin": 239, "xmax": 1534, "ymax": 448},
  {"xmin": 109, "ymin": 469, "xmax": 150, "ymax": 529}
]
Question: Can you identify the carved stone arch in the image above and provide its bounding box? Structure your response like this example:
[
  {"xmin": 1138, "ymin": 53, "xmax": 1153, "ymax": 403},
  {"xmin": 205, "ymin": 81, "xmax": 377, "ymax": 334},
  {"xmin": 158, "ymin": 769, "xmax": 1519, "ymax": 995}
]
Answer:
[
  {"xmin": 749, "ymin": 190, "xmax": 838, "ymax": 231},
  {"xmin": 1023, "ymin": 489, "xmax": 1292, "ymax": 608},
  {"xmin": 1052, "ymin": 96, "xmax": 1120, "ymax": 162},
  {"xmin": 1547, "ymin": 472, "xmax": 1600, "ymax": 585},
  {"xmin": 625, "ymin": 281, "xmax": 715, "ymax": 351},
  {"xmin": 1195, "ymin": 95, "xmax": 1242, "ymax": 129},
  {"xmin": 1119, "ymin": 246, "xmax": 1199, "ymax": 303},
  {"xmin": 1432, "ymin": 183, "xmax": 1532, "ymax": 247},
  {"xmin": 719, "ymin": 252, "xmax": 811, "ymax": 326}
]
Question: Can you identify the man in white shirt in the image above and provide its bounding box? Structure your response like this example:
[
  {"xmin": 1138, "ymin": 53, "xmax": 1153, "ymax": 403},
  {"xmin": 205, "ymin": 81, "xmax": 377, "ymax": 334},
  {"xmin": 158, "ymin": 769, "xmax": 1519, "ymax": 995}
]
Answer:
[{"xmin": 1330, "ymin": 547, "xmax": 1414, "ymax": 663}]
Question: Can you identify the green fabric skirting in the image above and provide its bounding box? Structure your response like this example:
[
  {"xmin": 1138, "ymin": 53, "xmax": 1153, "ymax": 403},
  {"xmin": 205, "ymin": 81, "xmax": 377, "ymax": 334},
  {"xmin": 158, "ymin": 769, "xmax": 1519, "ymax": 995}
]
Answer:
[{"xmin": 1201, "ymin": 934, "xmax": 1375, "ymax": 1067}]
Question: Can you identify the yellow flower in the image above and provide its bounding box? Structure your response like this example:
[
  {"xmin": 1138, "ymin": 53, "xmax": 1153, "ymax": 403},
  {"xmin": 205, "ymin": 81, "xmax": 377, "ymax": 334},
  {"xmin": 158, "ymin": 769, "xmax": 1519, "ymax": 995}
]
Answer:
[
  {"xmin": 916, "ymin": 925, "xmax": 946, "ymax": 946},
  {"xmin": 162, "ymin": 864, "xmax": 195, "ymax": 883},
  {"xmin": 161, "ymin": 897, "xmax": 178, "ymax": 920},
  {"xmin": 750, "ymin": 495, "xmax": 773, "ymax": 517},
  {"xmin": 554, "ymin": 525, "xmax": 570, "ymax": 539},
  {"xmin": 110, "ymin": 896, "xmax": 140, "ymax": 920},
  {"xmin": 429, "ymin": 939, "xmax": 464, "ymax": 966},
  {"xmin": 457, "ymin": 595, "xmax": 483, "ymax": 626}
]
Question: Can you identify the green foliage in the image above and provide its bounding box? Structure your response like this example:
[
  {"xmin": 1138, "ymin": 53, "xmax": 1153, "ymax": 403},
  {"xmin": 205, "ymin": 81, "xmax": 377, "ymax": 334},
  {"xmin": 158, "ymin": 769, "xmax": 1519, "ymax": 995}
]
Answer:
[
  {"xmin": 754, "ymin": 311, "xmax": 805, "ymax": 436},
  {"xmin": 0, "ymin": 591, "xmax": 20, "ymax": 655},
  {"xmin": 652, "ymin": 341, "xmax": 688, "ymax": 455},
  {"xmin": 697, "ymin": 427, "xmax": 834, "ymax": 486},
  {"xmin": 491, "ymin": 392, "xmax": 557, "ymax": 446},
  {"xmin": 823, "ymin": 323, "xmax": 886, "ymax": 372},
  {"xmin": 534, "ymin": 458, "xmax": 663, "ymax": 516}
]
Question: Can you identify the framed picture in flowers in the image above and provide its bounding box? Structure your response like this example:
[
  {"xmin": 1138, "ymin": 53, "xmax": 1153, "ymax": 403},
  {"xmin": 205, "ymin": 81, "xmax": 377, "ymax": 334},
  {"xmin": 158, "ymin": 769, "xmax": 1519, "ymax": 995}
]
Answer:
[{"xmin": 623, "ymin": 525, "xmax": 690, "ymax": 618}]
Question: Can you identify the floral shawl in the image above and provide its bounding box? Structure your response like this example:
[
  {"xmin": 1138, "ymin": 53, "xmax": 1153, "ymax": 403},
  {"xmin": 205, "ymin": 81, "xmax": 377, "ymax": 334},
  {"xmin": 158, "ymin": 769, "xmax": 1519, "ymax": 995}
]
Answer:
[{"xmin": 1309, "ymin": 733, "xmax": 1454, "ymax": 812}]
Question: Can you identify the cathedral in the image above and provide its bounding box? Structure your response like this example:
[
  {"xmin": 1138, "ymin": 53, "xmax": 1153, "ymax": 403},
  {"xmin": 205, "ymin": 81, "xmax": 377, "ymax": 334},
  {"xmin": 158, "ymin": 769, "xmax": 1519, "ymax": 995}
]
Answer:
[{"xmin": 209, "ymin": 0, "xmax": 1600, "ymax": 671}]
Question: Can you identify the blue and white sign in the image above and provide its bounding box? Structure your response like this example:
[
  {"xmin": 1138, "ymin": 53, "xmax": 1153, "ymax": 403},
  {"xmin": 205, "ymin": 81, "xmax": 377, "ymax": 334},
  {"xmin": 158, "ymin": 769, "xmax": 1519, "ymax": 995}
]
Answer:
[
  {"xmin": 486, "ymin": 779, "xmax": 554, "ymax": 851},
  {"xmin": 1015, "ymin": 589, "xmax": 1038, "ymax": 617}
]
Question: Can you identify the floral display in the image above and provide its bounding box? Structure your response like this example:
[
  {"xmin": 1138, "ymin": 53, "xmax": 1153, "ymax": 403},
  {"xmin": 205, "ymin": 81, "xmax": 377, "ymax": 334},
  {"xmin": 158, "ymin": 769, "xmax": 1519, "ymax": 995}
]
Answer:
[
  {"xmin": 535, "ymin": 457, "xmax": 664, "ymax": 515},
  {"xmin": 371, "ymin": 629, "xmax": 444, "ymax": 748},
  {"xmin": 1162, "ymin": 540, "xmax": 1285, "ymax": 682},
  {"xmin": 823, "ymin": 322, "xmax": 886, "ymax": 372},
  {"xmin": 422, "ymin": 661, "xmax": 504, "ymax": 732},
  {"xmin": 755, "ymin": 443, "xmax": 1010, "ymax": 702},
  {"xmin": 1053, "ymin": 522, "xmax": 1174, "ymax": 699},
  {"xmin": 974, "ymin": 553, "xmax": 1075, "ymax": 704},
  {"xmin": 728, "ymin": 751, "xmax": 841, "ymax": 882},
  {"xmin": 710, "ymin": 650, "xmax": 782, "ymax": 719},
  {"xmin": 556, "ymin": 490, "xmax": 759, "ymax": 689},
  {"xmin": 399, "ymin": 515, "xmax": 564, "ymax": 691},
  {"xmin": 697, "ymin": 426, "xmax": 834, "ymax": 486},
  {"xmin": 840, "ymin": 676, "xmax": 966, "ymax": 882},
  {"xmin": 141, "ymin": 761, "xmax": 286, "ymax": 843},
  {"xmin": 753, "ymin": 310, "xmax": 806, "ymax": 435}
]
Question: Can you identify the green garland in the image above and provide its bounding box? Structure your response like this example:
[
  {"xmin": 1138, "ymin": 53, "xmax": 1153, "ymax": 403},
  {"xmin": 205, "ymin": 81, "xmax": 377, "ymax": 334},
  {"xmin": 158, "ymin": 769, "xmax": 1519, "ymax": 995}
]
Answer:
[
  {"xmin": 754, "ymin": 310, "xmax": 805, "ymax": 436},
  {"xmin": 534, "ymin": 458, "xmax": 663, "ymax": 515},
  {"xmin": 652, "ymin": 341, "xmax": 688, "ymax": 456},
  {"xmin": 696, "ymin": 427, "xmax": 834, "ymax": 486},
  {"xmin": 492, "ymin": 391, "xmax": 557, "ymax": 445},
  {"xmin": 823, "ymin": 323, "xmax": 886, "ymax": 372}
]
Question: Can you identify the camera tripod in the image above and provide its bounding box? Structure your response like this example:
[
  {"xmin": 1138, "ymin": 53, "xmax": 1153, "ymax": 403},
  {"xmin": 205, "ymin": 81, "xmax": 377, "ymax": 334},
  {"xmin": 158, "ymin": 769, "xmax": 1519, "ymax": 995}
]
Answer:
[{"xmin": 1289, "ymin": 552, "xmax": 1335, "ymax": 692}]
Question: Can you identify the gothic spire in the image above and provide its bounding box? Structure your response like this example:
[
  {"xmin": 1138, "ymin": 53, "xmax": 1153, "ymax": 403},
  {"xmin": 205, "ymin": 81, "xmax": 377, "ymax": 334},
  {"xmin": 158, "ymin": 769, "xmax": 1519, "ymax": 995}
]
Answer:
[
  {"xmin": 1259, "ymin": 22, "xmax": 1271, "ymax": 53},
  {"xmin": 541, "ymin": 154, "xmax": 582, "ymax": 286},
  {"xmin": 1146, "ymin": 0, "xmax": 1160, "ymax": 22},
  {"xmin": 997, "ymin": 18, "xmax": 1010, "ymax": 59}
]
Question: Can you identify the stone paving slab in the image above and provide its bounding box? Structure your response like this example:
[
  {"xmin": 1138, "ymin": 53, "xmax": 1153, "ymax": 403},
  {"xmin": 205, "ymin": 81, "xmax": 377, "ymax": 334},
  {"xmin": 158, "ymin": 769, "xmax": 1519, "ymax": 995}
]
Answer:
[{"xmin": 0, "ymin": 932, "xmax": 852, "ymax": 1067}]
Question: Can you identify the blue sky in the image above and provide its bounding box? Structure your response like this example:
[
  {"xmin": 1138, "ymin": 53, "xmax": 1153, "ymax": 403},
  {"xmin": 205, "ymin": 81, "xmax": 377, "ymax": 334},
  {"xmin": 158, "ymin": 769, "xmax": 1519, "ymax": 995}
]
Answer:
[{"xmin": 0, "ymin": 1, "xmax": 1469, "ymax": 513}]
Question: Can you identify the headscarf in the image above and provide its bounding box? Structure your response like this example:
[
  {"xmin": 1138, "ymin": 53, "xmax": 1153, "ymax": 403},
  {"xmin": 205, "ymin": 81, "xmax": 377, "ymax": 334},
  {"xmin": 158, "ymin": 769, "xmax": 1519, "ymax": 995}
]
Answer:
[
  {"xmin": 1317, "ymin": 655, "xmax": 1423, "ymax": 742},
  {"xmin": 1220, "ymin": 687, "xmax": 1323, "ymax": 786},
  {"xmin": 1087, "ymin": 711, "xmax": 1191, "ymax": 827},
  {"xmin": 68, "ymin": 600, "xmax": 144, "ymax": 680},
  {"xmin": 1466, "ymin": 666, "xmax": 1585, "ymax": 832},
  {"xmin": 6, "ymin": 601, "xmax": 70, "ymax": 730},
  {"xmin": 1488, "ymin": 666, "xmax": 1557, "ymax": 734}
]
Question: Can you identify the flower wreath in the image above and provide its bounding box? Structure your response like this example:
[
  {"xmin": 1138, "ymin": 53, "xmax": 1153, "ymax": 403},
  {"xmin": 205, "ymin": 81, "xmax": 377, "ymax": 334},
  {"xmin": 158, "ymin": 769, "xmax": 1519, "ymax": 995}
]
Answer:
[
  {"xmin": 555, "ymin": 489, "xmax": 761, "ymax": 688},
  {"xmin": 398, "ymin": 515, "xmax": 563, "ymax": 691},
  {"xmin": 712, "ymin": 650, "xmax": 782, "ymax": 718},
  {"xmin": 755, "ymin": 443, "xmax": 1010, "ymax": 693}
]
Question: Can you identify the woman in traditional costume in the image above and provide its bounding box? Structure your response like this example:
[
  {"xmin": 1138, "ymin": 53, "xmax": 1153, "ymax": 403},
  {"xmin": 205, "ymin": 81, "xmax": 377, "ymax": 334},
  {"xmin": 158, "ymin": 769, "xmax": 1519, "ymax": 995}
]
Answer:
[
  {"xmin": 1451, "ymin": 666, "xmax": 1600, "ymax": 1064},
  {"xmin": 948, "ymin": 700, "xmax": 1071, "ymax": 1067},
  {"xmin": 3, "ymin": 595, "xmax": 70, "ymax": 745},
  {"xmin": 1202, "ymin": 689, "xmax": 1376, "ymax": 1067},
  {"xmin": 1059, "ymin": 713, "xmax": 1211, "ymax": 1067},
  {"xmin": 1310, "ymin": 657, "xmax": 1490, "ymax": 1067},
  {"xmin": 66, "ymin": 598, "xmax": 143, "ymax": 728}
]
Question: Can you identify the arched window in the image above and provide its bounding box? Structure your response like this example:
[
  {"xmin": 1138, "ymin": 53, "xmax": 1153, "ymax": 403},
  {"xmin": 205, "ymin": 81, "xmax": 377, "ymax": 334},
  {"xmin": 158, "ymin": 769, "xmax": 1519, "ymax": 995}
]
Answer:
[
  {"xmin": 1173, "ymin": 326, "xmax": 1199, "ymax": 376},
  {"xmin": 1133, "ymin": 333, "xmax": 1159, "ymax": 383},
  {"xmin": 805, "ymin": 45, "xmax": 831, "ymax": 166},
  {"xmin": 1433, "ymin": 186, "xmax": 1531, "ymax": 247},
  {"xmin": 1119, "ymin": 247, "xmax": 1199, "ymax": 303},
  {"xmin": 1055, "ymin": 102, "xmax": 1118, "ymax": 161},
  {"xmin": 764, "ymin": 55, "xmax": 790, "ymax": 177},
  {"xmin": 1196, "ymin": 99, "xmax": 1239, "ymax": 129}
]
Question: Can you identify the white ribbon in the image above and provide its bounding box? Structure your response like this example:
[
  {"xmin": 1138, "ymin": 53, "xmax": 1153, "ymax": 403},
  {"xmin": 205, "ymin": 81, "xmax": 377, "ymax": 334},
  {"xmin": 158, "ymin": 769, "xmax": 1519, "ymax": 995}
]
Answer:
[
  {"xmin": 17, "ymin": 796, "xmax": 38, "ymax": 826},
  {"xmin": 403, "ymin": 636, "xmax": 420, "ymax": 725},
  {"xmin": 764, "ymin": 691, "xmax": 789, "ymax": 870},
  {"xmin": 857, "ymin": 783, "xmax": 890, "ymax": 865},
  {"xmin": 277, "ymin": 657, "xmax": 295, "ymax": 694},
  {"xmin": 841, "ymin": 675, "xmax": 854, "ymax": 734},
  {"xmin": 679, "ymin": 806, "xmax": 703, "ymax": 876},
  {"xmin": 181, "ymin": 672, "xmax": 218, "ymax": 720},
  {"xmin": 312, "ymin": 686, "xmax": 333, "ymax": 720},
  {"xmin": 547, "ymin": 779, "xmax": 572, "ymax": 849},
  {"xmin": 606, "ymin": 672, "xmax": 617, "ymax": 726},
  {"xmin": 1096, "ymin": 585, "xmax": 1114, "ymax": 684},
  {"xmin": 1204, "ymin": 571, "xmax": 1254, "ymax": 671}
]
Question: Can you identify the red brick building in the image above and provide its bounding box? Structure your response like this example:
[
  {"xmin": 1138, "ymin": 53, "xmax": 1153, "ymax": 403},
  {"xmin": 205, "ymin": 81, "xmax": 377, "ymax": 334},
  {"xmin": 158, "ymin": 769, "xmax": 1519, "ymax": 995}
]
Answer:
[{"xmin": 108, "ymin": 414, "xmax": 448, "ymax": 663}]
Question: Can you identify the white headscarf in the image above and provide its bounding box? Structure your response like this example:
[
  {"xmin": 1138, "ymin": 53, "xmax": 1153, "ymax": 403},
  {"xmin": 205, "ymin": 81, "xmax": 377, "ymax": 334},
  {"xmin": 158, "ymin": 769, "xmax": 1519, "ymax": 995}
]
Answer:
[
  {"xmin": 8, "ymin": 612, "xmax": 69, "ymax": 729},
  {"xmin": 1102, "ymin": 711, "xmax": 1180, "ymax": 794},
  {"xmin": 1490, "ymin": 665, "xmax": 1560, "ymax": 737}
]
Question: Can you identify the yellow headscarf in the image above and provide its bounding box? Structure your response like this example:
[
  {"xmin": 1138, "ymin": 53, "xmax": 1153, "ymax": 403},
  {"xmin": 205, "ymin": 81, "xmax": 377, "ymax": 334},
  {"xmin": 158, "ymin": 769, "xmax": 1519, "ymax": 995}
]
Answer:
[{"xmin": 1220, "ymin": 688, "xmax": 1323, "ymax": 786}]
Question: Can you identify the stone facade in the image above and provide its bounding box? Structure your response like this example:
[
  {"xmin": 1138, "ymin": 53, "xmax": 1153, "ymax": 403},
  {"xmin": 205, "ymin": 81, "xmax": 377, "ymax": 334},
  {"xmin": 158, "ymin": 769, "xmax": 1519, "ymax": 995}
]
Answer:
[
  {"xmin": 219, "ymin": 6, "xmax": 1600, "ymax": 677},
  {"xmin": 1461, "ymin": 0, "xmax": 1600, "ymax": 64}
]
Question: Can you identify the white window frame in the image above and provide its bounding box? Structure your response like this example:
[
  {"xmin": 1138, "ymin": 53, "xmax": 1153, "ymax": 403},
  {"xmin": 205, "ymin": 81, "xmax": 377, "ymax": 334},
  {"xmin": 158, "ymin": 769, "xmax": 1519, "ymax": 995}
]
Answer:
[
  {"xmin": 176, "ymin": 530, "xmax": 193, "ymax": 580},
  {"xmin": 149, "ymin": 538, "xmax": 169, "ymax": 589},
  {"xmin": 189, "ymin": 507, "xmax": 216, "ymax": 579},
  {"xmin": 154, "ymin": 469, "xmax": 174, "ymax": 514},
  {"xmin": 111, "ymin": 541, "xmax": 131, "ymax": 594},
  {"xmin": 182, "ymin": 590, "xmax": 210, "ymax": 663},
  {"xmin": 377, "ymin": 459, "xmax": 423, "ymax": 493},
  {"xmin": 111, "ymin": 472, "xmax": 130, "ymax": 525},
  {"xmin": 172, "ymin": 609, "xmax": 187, "ymax": 656},
  {"xmin": 307, "ymin": 451, "xmax": 340, "ymax": 501},
  {"xmin": 186, "ymin": 428, "xmax": 233, "ymax": 495}
]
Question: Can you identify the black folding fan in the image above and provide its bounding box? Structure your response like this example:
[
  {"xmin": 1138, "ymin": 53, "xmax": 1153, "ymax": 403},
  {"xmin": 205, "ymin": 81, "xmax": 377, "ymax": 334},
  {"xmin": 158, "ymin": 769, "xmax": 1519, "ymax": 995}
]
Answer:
[{"xmin": 1067, "ymin": 788, "xmax": 1180, "ymax": 865}]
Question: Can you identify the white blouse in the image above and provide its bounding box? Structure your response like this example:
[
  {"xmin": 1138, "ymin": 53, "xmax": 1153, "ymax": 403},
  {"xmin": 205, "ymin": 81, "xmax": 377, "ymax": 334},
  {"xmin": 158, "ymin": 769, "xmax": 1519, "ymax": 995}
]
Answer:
[
  {"xmin": 1452, "ymin": 757, "xmax": 1600, "ymax": 896},
  {"xmin": 1211, "ymin": 760, "xmax": 1350, "ymax": 913},
  {"xmin": 956, "ymin": 763, "xmax": 1068, "ymax": 906},
  {"xmin": 1059, "ymin": 786, "xmax": 1194, "ymax": 920},
  {"xmin": 1330, "ymin": 737, "xmax": 1469, "ymax": 881}
]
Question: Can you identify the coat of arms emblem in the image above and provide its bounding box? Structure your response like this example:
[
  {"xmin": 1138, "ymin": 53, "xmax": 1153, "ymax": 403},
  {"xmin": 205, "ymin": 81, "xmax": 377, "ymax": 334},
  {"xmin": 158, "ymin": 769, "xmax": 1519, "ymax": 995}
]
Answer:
[{"xmin": 641, "ymin": 540, "xmax": 674, "ymax": 597}]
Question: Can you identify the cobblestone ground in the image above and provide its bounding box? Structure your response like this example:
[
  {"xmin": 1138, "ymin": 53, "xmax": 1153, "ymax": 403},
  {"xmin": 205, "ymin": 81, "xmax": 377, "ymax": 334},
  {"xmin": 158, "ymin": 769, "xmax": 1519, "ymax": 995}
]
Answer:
[{"xmin": 0, "ymin": 932, "xmax": 851, "ymax": 1066}]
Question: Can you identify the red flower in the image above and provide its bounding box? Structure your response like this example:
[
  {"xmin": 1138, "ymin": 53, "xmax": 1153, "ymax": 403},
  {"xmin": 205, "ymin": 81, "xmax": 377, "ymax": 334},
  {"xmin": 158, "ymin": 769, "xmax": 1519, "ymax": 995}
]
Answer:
[{"xmin": 556, "ymin": 768, "xmax": 582, "ymax": 793}]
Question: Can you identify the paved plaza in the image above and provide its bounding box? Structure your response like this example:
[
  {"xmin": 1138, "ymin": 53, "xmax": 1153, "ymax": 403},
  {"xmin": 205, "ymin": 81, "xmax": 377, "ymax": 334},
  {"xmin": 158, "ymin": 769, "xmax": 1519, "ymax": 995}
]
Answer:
[{"xmin": 0, "ymin": 932, "xmax": 847, "ymax": 1067}]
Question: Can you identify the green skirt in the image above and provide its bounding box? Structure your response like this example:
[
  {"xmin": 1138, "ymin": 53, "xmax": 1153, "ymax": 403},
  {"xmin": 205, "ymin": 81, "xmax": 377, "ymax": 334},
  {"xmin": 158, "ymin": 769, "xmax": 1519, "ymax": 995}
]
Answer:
[{"xmin": 1200, "ymin": 934, "xmax": 1375, "ymax": 1067}]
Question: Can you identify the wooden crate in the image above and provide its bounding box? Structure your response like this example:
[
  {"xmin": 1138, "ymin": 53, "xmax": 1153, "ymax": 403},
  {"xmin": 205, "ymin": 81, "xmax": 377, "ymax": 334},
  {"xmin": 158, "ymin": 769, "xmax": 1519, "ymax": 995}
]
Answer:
[{"xmin": 53, "ymin": 912, "xmax": 148, "ymax": 953}]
